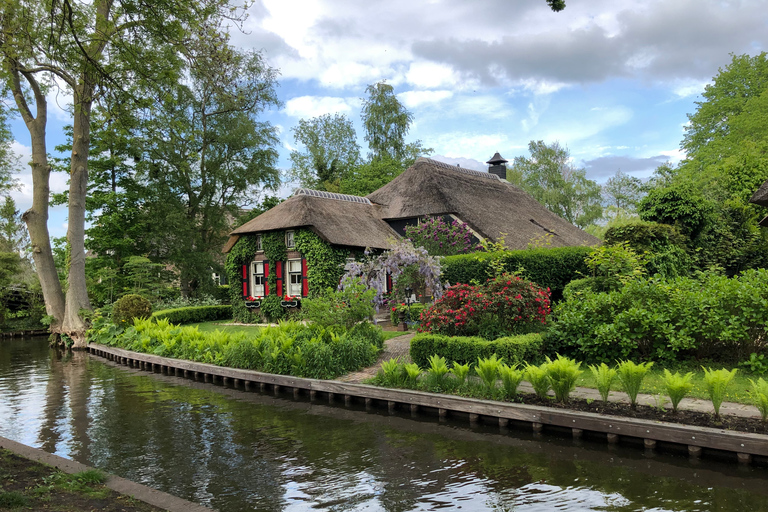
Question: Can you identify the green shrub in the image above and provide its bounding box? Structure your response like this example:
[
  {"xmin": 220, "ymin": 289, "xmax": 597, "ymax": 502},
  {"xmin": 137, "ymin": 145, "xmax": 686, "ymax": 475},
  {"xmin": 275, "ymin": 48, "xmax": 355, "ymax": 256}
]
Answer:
[
  {"xmin": 748, "ymin": 377, "xmax": 768, "ymax": 422},
  {"xmin": 410, "ymin": 332, "xmax": 543, "ymax": 369},
  {"xmin": 151, "ymin": 305, "xmax": 232, "ymax": 324},
  {"xmin": 302, "ymin": 277, "xmax": 375, "ymax": 330},
  {"xmin": 112, "ymin": 294, "xmax": 152, "ymax": 326},
  {"xmin": 211, "ymin": 285, "xmax": 231, "ymax": 304},
  {"xmin": 546, "ymin": 355, "xmax": 582, "ymax": 403},
  {"xmin": 390, "ymin": 303, "xmax": 426, "ymax": 326},
  {"xmin": 419, "ymin": 275, "xmax": 551, "ymax": 338},
  {"xmin": 617, "ymin": 360, "xmax": 653, "ymax": 409},
  {"xmin": 525, "ymin": 362, "xmax": 551, "ymax": 399},
  {"xmin": 588, "ymin": 363, "xmax": 617, "ymax": 403},
  {"xmin": 380, "ymin": 357, "xmax": 407, "ymax": 387},
  {"xmin": 441, "ymin": 246, "xmax": 592, "ymax": 300},
  {"xmin": 662, "ymin": 370, "xmax": 694, "ymax": 413},
  {"xmin": 702, "ymin": 367, "xmax": 737, "ymax": 419},
  {"xmin": 90, "ymin": 318, "xmax": 380, "ymax": 380},
  {"xmin": 583, "ymin": 242, "xmax": 646, "ymax": 292},
  {"xmin": 259, "ymin": 294, "xmax": 286, "ymax": 322},
  {"xmin": 604, "ymin": 220, "xmax": 692, "ymax": 278},
  {"xmin": 545, "ymin": 269, "xmax": 768, "ymax": 364}
]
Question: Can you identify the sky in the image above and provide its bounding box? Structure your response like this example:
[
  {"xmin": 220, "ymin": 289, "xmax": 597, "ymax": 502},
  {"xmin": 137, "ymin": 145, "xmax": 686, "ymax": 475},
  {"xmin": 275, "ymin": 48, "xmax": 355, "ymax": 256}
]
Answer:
[{"xmin": 6, "ymin": 0, "xmax": 768, "ymax": 238}]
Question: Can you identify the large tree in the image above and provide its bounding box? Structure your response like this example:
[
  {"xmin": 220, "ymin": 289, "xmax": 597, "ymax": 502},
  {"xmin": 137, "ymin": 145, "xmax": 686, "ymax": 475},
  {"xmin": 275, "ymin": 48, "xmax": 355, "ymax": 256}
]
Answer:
[
  {"xmin": 509, "ymin": 140, "xmax": 602, "ymax": 228},
  {"xmin": 0, "ymin": 0, "xmax": 246, "ymax": 346},
  {"xmin": 288, "ymin": 113, "xmax": 360, "ymax": 191}
]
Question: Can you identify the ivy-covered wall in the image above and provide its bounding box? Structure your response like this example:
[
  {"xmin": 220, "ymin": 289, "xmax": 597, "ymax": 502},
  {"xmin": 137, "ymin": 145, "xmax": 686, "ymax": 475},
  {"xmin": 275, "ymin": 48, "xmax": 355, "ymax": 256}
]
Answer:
[
  {"xmin": 225, "ymin": 229, "xmax": 350, "ymax": 322},
  {"xmin": 295, "ymin": 230, "xmax": 349, "ymax": 297}
]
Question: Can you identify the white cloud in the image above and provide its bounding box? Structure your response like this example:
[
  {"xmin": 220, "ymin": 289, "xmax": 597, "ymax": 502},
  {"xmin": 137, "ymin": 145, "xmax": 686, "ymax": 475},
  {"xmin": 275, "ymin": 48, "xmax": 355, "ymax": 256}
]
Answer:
[
  {"xmin": 283, "ymin": 95, "xmax": 358, "ymax": 118},
  {"xmin": 398, "ymin": 90, "xmax": 453, "ymax": 108},
  {"xmin": 542, "ymin": 106, "xmax": 633, "ymax": 144},
  {"xmin": 405, "ymin": 61, "xmax": 458, "ymax": 89},
  {"xmin": 430, "ymin": 132, "xmax": 511, "ymax": 161},
  {"xmin": 659, "ymin": 148, "xmax": 686, "ymax": 164}
]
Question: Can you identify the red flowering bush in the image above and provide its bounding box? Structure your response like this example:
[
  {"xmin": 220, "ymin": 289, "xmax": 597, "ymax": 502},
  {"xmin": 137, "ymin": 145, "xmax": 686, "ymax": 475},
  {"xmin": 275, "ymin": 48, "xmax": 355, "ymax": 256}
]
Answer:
[{"xmin": 419, "ymin": 275, "xmax": 551, "ymax": 339}]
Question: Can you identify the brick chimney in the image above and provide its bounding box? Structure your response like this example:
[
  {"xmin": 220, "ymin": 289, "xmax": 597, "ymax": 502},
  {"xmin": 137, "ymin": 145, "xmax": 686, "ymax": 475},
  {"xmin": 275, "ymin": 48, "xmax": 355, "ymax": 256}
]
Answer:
[{"xmin": 486, "ymin": 152, "xmax": 508, "ymax": 179}]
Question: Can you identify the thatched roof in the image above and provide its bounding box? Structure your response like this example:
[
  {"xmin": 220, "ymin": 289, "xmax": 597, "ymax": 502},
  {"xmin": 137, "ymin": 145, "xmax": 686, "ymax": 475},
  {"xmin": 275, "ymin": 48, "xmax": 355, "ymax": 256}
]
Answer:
[
  {"xmin": 226, "ymin": 191, "xmax": 398, "ymax": 251},
  {"xmin": 225, "ymin": 157, "xmax": 598, "ymax": 253},
  {"xmin": 750, "ymin": 179, "xmax": 768, "ymax": 207},
  {"xmin": 367, "ymin": 158, "xmax": 598, "ymax": 250}
]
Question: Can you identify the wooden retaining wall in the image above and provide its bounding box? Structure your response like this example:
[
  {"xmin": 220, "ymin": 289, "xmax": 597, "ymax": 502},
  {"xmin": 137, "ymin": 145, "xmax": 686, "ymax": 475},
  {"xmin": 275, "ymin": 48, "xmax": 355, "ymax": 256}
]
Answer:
[{"xmin": 87, "ymin": 343, "xmax": 768, "ymax": 465}]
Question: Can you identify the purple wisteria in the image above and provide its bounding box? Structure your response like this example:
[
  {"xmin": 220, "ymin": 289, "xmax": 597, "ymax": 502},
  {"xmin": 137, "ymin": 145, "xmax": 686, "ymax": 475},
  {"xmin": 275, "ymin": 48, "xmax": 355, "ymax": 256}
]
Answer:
[{"xmin": 405, "ymin": 216, "xmax": 481, "ymax": 256}]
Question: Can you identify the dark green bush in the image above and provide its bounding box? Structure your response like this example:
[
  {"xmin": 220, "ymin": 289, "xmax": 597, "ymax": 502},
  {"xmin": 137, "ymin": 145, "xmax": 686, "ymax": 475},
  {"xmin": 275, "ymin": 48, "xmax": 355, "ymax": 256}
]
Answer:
[
  {"xmin": 390, "ymin": 302, "xmax": 426, "ymax": 326},
  {"xmin": 112, "ymin": 294, "xmax": 151, "ymax": 326},
  {"xmin": 211, "ymin": 285, "xmax": 231, "ymax": 304},
  {"xmin": 410, "ymin": 332, "xmax": 543, "ymax": 369},
  {"xmin": 441, "ymin": 246, "xmax": 593, "ymax": 300},
  {"xmin": 545, "ymin": 269, "xmax": 768, "ymax": 364},
  {"xmin": 151, "ymin": 305, "xmax": 232, "ymax": 324},
  {"xmin": 604, "ymin": 220, "xmax": 692, "ymax": 278}
]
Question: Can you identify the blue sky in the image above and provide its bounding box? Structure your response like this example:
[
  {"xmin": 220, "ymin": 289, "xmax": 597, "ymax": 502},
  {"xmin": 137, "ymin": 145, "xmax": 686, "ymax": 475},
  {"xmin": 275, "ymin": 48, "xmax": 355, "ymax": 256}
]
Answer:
[{"xmin": 7, "ymin": 0, "xmax": 768, "ymax": 238}]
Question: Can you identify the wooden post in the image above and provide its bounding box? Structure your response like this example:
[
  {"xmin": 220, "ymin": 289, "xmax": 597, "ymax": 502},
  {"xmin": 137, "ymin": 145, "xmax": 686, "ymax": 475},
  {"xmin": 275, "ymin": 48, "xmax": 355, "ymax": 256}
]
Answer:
[
  {"xmin": 388, "ymin": 401, "xmax": 396, "ymax": 414},
  {"xmin": 572, "ymin": 428, "xmax": 583, "ymax": 440},
  {"xmin": 365, "ymin": 398, "xmax": 373, "ymax": 411},
  {"xmin": 499, "ymin": 418, "xmax": 509, "ymax": 430},
  {"xmin": 345, "ymin": 395, "xmax": 352, "ymax": 406},
  {"xmin": 607, "ymin": 433, "xmax": 619, "ymax": 444},
  {"xmin": 532, "ymin": 422, "xmax": 543, "ymax": 433},
  {"xmin": 737, "ymin": 453, "xmax": 752, "ymax": 465}
]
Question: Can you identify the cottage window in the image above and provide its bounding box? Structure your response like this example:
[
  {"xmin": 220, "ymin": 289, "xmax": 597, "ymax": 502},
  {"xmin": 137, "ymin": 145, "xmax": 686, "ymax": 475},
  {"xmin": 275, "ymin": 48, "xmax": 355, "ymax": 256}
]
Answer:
[
  {"xmin": 285, "ymin": 230, "xmax": 295, "ymax": 248},
  {"xmin": 256, "ymin": 235, "xmax": 262, "ymax": 251},
  {"xmin": 251, "ymin": 261, "xmax": 265, "ymax": 298},
  {"xmin": 287, "ymin": 259, "xmax": 302, "ymax": 297}
]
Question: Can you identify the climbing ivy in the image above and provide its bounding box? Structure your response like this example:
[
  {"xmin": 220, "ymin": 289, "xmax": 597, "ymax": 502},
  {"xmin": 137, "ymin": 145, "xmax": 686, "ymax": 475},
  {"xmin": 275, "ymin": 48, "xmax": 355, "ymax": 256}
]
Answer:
[
  {"xmin": 224, "ymin": 235, "xmax": 261, "ymax": 323},
  {"xmin": 295, "ymin": 230, "xmax": 349, "ymax": 297}
]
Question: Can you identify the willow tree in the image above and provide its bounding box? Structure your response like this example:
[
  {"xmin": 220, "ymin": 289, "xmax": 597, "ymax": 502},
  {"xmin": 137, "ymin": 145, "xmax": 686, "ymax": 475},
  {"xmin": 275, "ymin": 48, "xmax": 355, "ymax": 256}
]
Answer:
[{"xmin": 0, "ymin": 0, "xmax": 245, "ymax": 346}]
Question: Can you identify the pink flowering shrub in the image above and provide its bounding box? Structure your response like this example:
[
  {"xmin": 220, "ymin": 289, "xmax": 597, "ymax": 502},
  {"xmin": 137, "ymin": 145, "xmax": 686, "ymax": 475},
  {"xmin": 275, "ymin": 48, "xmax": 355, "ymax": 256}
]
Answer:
[{"xmin": 419, "ymin": 275, "xmax": 551, "ymax": 339}]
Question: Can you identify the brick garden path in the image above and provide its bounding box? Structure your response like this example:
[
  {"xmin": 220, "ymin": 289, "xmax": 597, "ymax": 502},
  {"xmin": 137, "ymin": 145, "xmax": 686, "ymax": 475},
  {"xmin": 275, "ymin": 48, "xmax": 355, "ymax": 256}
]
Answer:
[{"xmin": 336, "ymin": 333, "xmax": 414, "ymax": 384}]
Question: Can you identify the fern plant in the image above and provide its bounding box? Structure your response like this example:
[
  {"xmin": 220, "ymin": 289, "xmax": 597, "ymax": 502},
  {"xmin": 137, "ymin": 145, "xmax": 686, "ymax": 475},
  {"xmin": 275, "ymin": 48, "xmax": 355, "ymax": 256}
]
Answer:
[
  {"xmin": 426, "ymin": 355, "xmax": 450, "ymax": 391},
  {"xmin": 498, "ymin": 363, "xmax": 525, "ymax": 399},
  {"xmin": 476, "ymin": 355, "xmax": 502, "ymax": 395},
  {"xmin": 403, "ymin": 363, "xmax": 422, "ymax": 389},
  {"xmin": 380, "ymin": 357, "xmax": 405, "ymax": 387},
  {"xmin": 702, "ymin": 367, "xmax": 737, "ymax": 419},
  {"xmin": 748, "ymin": 377, "xmax": 768, "ymax": 422},
  {"xmin": 525, "ymin": 362, "xmax": 551, "ymax": 400},
  {"xmin": 451, "ymin": 361, "xmax": 471, "ymax": 387},
  {"xmin": 588, "ymin": 363, "xmax": 617, "ymax": 403},
  {"xmin": 616, "ymin": 360, "xmax": 653, "ymax": 409},
  {"xmin": 662, "ymin": 369, "xmax": 694, "ymax": 413},
  {"xmin": 546, "ymin": 355, "xmax": 582, "ymax": 403}
]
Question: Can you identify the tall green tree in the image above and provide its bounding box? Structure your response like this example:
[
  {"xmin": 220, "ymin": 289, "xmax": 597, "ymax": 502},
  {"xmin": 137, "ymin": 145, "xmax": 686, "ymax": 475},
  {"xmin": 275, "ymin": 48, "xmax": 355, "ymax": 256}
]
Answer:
[
  {"xmin": 361, "ymin": 82, "xmax": 430, "ymax": 165},
  {"xmin": 509, "ymin": 140, "xmax": 603, "ymax": 228},
  {"xmin": 288, "ymin": 113, "xmax": 360, "ymax": 191},
  {"xmin": 1, "ymin": 0, "xmax": 248, "ymax": 345}
]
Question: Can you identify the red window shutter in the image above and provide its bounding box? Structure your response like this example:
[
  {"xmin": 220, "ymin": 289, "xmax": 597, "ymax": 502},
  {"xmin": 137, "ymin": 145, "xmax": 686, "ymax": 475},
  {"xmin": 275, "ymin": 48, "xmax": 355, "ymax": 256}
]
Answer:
[
  {"xmin": 276, "ymin": 261, "xmax": 283, "ymax": 297},
  {"xmin": 264, "ymin": 262, "xmax": 270, "ymax": 296},
  {"xmin": 301, "ymin": 258, "xmax": 308, "ymax": 297},
  {"xmin": 386, "ymin": 273, "xmax": 393, "ymax": 294},
  {"xmin": 242, "ymin": 265, "xmax": 249, "ymax": 297}
]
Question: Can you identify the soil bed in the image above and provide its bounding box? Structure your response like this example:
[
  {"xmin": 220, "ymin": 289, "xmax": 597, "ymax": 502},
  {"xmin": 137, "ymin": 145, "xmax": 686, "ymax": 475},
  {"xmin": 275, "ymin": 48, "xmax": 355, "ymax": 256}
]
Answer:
[
  {"xmin": 0, "ymin": 449, "xmax": 163, "ymax": 512},
  {"xmin": 517, "ymin": 393, "xmax": 768, "ymax": 435}
]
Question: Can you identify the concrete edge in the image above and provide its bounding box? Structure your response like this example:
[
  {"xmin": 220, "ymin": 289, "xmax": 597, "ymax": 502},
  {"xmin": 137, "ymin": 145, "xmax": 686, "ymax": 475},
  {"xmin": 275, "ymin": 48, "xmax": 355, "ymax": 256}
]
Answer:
[{"xmin": 0, "ymin": 436, "xmax": 215, "ymax": 512}]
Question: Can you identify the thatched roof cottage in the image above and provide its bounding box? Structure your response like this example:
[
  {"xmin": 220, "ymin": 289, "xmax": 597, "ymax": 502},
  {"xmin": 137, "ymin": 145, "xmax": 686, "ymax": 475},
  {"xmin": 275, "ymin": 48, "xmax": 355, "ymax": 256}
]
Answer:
[
  {"xmin": 224, "ymin": 156, "xmax": 598, "ymax": 301},
  {"xmin": 750, "ymin": 179, "xmax": 768, "ymax": 227}
]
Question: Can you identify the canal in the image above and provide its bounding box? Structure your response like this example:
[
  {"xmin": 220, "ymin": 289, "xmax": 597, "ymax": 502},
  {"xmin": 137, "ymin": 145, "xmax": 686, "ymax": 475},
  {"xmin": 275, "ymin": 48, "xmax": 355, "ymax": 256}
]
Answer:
[{"xmin": 1, "ymin": 337, "xmax": 767, "ymax": 511}]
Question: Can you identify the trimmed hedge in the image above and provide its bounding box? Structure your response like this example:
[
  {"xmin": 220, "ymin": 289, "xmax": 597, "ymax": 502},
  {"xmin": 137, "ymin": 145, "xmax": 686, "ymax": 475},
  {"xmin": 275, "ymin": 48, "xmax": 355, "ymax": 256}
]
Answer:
[
  {"xmin": 410, "ymin": 332, "xmax": 543, "ymax": 368},
  {"xmin": 441, "ymin": 246, "xmax": 593, "ymax": 300},
  {"xmin": 151, "ymin": 305, "xmax": 232, "ymax": 324}
]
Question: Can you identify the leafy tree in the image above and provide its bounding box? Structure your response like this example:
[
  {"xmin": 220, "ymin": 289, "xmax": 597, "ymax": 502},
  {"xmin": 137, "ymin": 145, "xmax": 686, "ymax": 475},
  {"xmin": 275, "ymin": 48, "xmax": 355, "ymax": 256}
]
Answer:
[
  {"xmin": 338, "ymin": 159, "xmax": 405, "ymax": 196},
  {"xmin": 289, "ymin": 113, "xmax": 360, "ymax": 190},
  {"xmin": 603, "ymin": 169, "xmax": 644, "ymax": 213},
  {"xmin": 0, "ymin": 196, "xmax": 26, "ymax": 254},
  {"xmin": 509, "ymin": 140, "xmax": 603, "ymax": 228},
  {"xmin": 1, "ymin": 0, "xmax": 245, "ymax": 346},
  {"xmin": 361, "ymin": 82, "xmax": 431, "ymax": 165}
]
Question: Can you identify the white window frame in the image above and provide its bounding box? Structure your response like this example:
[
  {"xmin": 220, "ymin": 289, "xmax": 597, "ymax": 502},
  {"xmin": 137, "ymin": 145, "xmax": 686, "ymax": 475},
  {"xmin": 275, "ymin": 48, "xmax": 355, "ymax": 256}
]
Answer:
[
  {"xmin": 287, "ymin": 259, "xmax": 302, "ymax": 297},
  {"xmin": 250, "ymin": 261, "xmax": 265, "ymax": 298},
  {"xmin": 285, "ymin": 230, "xmax": 295, "ymax": 249},
  {"xmin": 256, "ymin": 234, "xmax": 263, "ymax": 251}
]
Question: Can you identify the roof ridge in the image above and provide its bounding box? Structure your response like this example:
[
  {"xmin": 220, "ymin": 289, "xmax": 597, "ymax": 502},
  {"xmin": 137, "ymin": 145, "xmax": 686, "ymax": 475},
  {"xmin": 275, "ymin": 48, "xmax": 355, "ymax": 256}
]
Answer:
[
  {"xmin": 294, "ymin": 188, "xmax": 372, "ymax": 205},
  {"xmin": 416, "ymin": 157, "xmax": 500, "ymax": 181}
]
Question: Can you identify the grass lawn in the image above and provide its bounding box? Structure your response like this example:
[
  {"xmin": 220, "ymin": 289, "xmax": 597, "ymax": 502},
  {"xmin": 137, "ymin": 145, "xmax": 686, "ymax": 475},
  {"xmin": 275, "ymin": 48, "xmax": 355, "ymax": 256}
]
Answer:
[{"xmin": 575, "ymin": 364, "xmax": 760, "ymax": 406}]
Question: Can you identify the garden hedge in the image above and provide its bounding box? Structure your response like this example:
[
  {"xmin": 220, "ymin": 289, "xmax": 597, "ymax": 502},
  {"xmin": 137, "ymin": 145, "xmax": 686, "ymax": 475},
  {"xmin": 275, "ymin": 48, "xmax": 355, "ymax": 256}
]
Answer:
[
  {"xmin": 410, "ymin": 332, "xmax": 543, "ymax": 368},
  {"xmin": 440, "ymin": 246, "xmax": 593, "ymax": 300},
  {"xmin": 151, "ymin": 305, "xmax": 232, "ymax": 324}
]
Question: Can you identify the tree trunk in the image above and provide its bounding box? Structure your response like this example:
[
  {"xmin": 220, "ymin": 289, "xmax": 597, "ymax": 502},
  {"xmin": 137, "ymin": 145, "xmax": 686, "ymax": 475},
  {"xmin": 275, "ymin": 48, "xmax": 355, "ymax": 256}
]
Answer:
[
  {"xmin": 8, "ymin": 67, "xmax": 66, "ymax": 332},
  {"xmin": 63, "ymin": 80, "xmax": 95, "ymax": 348}
]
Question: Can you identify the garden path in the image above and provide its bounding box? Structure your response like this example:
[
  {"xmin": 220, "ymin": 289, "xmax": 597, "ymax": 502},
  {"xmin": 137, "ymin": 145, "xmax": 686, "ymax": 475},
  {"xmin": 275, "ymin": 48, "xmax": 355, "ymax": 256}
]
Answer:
[{"xmin": 336, "ymin": 333, "xmax": 414, "ymax": 383}]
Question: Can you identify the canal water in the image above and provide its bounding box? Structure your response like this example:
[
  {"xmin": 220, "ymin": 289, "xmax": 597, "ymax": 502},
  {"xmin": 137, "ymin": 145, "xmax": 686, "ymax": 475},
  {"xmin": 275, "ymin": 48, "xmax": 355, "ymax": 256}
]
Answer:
[{"xmin": 1, "ymin": 337, "xmax": 767, "ymax": 511}]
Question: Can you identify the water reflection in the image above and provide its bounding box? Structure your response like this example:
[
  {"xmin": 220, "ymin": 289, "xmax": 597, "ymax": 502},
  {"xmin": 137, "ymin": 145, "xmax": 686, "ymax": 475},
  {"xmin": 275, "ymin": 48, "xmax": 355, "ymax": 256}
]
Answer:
[{"xmin": 1, "ymin": 337, "xmax": 767, "ymax": 512}]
